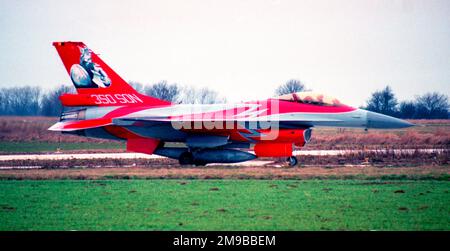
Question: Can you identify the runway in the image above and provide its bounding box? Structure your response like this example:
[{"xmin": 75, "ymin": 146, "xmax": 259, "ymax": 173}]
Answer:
[
  {"xmin": 0, "ymin": 148, "xmax": 444, "ymax": 161},
  {"xmin": 0, "ymin": 148, "xmax": 446, "ymax": 170}
]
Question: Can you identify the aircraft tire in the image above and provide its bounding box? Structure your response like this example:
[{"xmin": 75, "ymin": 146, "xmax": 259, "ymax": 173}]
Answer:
[
  {"xmin": 194, "ymin": 160, "xmax": 207, "ymax": 166},
  {"xmin": 287, "ymin": 156, "xmax": 298, "ymax": 167},
  {"xmin": 179, "ymin": 152, "xmax": 194, "ymax": 165}
]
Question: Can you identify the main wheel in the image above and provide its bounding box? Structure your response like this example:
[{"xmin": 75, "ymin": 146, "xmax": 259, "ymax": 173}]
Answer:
[
  {"xmin": 287, "ymin": 156, "xmax": 298, "ymax": 166},
  {"xmin": 194, "ymin": 160, "xmax": 207, "ymax": 166},
  {"xmin": 179, "ymin": 152, "xmax": 194, "ymax": 165}
]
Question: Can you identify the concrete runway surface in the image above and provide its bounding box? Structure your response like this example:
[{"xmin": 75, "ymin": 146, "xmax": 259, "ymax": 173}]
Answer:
[{"xmin": 0, "ymin": 148, "xmax": 444, "ymax": 164}]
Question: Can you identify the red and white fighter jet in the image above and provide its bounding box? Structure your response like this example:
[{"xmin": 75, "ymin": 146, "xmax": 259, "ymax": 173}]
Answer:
[{"xmin": 49, "ymin": 42, "xmax": 413, "ymax": 166}]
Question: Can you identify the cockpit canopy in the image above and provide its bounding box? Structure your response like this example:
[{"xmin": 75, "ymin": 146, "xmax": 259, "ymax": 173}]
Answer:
[{"xmin": 274, "ymin": 92, "xmax": 345, "ymax": 107}]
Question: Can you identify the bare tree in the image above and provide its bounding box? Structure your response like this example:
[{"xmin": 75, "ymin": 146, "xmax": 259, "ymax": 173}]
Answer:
[
  {"xmin": 196, "ymin": 87, "xmax": 226, "ymax": 104},
  {"xmin": 415, "ymin": 92, "xmax": 449, "ymax": 119},
  {"xmin": 144, "ymin": 81, "xmax": 180, "ymax": 102},
  {"xmin": 0, "ymin": 86, "xmax": 42, "ymax": 116},
  {"xmin": 128, "ymin": 81, "xmax": 145, "ymax": 94},
  {"xmin": 365, "ymin": 86, "xmax": 398, "ymax": 116},
  {"xmin": 398, "ymin": 101, "xmax": 416, "ymax": 119},
  {"xmin": 0, "ymin": 89, "xmax": 9, "ymax": 115},
  {"xmin": 275, "ymin": 79, "xmax": 307, "ymax": 95},
  {"xmin": 40, "ymin": 85, "xmax": 75, "ymax": 116},
  {"xmin": 178, "ymin": 86, "xmax": 226, "ymax": 104}
]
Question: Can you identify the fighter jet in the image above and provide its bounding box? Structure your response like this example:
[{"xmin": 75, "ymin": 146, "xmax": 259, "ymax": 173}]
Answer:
[{"xmin": 50, "ymin": 42, "xmax": 414, "ymax": 166}]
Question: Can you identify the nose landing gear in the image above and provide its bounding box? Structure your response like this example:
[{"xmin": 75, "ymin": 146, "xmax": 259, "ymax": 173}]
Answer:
[{"xmin": 287, "ymin": 156, "xmax": 298, "ymax": 166}]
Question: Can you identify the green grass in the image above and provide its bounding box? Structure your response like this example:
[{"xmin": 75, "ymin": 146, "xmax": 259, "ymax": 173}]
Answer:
[
  {"xmin": 0, "ymin": 142, "xmax": 125, "ymax": 153},
  {"xmin": 0, "ymin": 141, "xmax": 187, "ymax": 153},
  {"xmin": 0, "ymin": 179, "xmax": 449, "ymax": 230}
]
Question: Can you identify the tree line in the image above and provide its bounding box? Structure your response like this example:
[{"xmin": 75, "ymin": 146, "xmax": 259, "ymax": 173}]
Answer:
[
  {"xmin": 0, "ymin": 81, "xmax": 226, "ymax": 116},
  {"xmin": 0, "ymin": 80, "xmax": 448, "ymax": 119},
  {"xmin": 273, "ymin": 80, "xmax": 449, "ymax": 119},
  {"xmin": 363, "ymin": 86, "xmax": 449, "ymax": 119}
]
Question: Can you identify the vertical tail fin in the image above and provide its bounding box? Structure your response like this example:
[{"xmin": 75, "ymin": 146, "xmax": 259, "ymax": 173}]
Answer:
[{"xmin": 53, "ymin": 41, "xmax": 170, "ymax": 106}]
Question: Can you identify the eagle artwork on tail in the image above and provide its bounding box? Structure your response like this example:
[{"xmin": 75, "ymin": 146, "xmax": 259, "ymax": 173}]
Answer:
[{"xmin": 70, "ymin": 47, "xmax": 111, "ymax": 88}]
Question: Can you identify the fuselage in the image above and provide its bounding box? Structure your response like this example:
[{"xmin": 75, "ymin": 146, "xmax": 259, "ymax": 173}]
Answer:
[{"xmin": 58, "ymin": 97, "xmax": 413, "ymax": 144}]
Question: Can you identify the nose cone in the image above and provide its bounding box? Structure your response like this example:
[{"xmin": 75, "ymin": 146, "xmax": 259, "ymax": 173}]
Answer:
[{"xmin": 366, "ymin": 111, "xmax": 415, "ymax": 129}]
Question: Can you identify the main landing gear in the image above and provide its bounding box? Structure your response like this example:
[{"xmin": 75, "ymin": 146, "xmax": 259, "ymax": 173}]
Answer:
[
  {"xmin": 178, "ymin": 151, "xmax": 207, "ymax": 166},
  {"xmin": 178, "ymin": 152, "xmax": 194, "ymax": 165},
  {"xmin": 287, "ymin": 156, "xmax": 298, "ymax": 167}
]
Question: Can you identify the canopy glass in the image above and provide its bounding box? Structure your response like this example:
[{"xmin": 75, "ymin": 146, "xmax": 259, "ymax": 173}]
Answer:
[{"xmin": 275, "ymin": 92, "xmax": 345, "ymax": 107}]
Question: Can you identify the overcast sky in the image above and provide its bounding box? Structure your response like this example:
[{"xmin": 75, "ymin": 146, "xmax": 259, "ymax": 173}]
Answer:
[{"xmin": 0, "ymin": 0, "xmax": 449, "ymax": 106}]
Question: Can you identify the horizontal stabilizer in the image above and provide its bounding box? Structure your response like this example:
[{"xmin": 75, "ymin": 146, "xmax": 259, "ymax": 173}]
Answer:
[{"xmin": 48, "ymin": 118, "xmax": 112, "ymax": 131}]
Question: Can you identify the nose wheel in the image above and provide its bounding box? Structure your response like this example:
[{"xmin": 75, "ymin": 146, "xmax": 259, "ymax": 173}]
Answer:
[{"xmin": 287, "ymin": 156, "xmax": 298, "ymax": 166}]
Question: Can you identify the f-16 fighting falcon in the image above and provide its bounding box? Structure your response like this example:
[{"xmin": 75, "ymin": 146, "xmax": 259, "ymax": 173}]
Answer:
[{"xmin": 50, "ymin": 42, "xmax": 414, "ymax": 166}]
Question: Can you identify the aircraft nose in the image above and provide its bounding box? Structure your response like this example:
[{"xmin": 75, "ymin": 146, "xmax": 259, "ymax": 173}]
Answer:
[{"xmin": 366, "ymin": 111, "xmax": 415, "ymax": 129}]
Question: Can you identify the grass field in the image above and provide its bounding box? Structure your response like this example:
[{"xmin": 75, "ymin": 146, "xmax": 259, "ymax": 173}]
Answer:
[
  {"xmin": 0, "ymin": 142, "xmax": 125, "ymax": 153},
  {"xmin": 0, "ymin": 179, "xmax": 448, "ymax": 230},
  {"xmin": 0, "ymin": 117, "xmax": 448, "ymax": 231},
  {"xmin": 0, "ymin": 165, "xmax": 448, "ymax": 180}
]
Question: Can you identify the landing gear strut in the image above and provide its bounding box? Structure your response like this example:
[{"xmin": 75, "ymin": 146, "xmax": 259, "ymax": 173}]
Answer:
[{"xmin": 287, "ymin": 156, "xmax": 298, "ymax": 166}]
